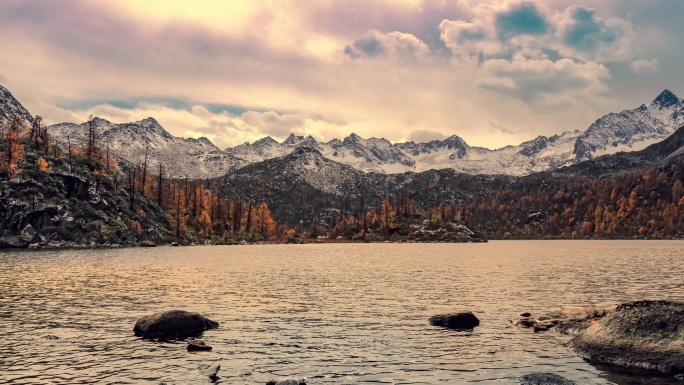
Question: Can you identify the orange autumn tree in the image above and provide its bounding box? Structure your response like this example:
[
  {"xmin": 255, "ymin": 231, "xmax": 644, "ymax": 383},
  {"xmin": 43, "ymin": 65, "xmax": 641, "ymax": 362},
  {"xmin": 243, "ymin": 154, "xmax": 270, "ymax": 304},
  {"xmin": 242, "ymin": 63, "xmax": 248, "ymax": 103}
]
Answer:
[
  {"xmin": 37, "ymin": 157, "xmax": 52, "ymax": 172},
  {"xmin": 1, "ymin": 116, "xmax": 27, "ymax": 179},
  {"xmin": 254, "ymin": 202, "xmax": 276, "ymax": 238}
]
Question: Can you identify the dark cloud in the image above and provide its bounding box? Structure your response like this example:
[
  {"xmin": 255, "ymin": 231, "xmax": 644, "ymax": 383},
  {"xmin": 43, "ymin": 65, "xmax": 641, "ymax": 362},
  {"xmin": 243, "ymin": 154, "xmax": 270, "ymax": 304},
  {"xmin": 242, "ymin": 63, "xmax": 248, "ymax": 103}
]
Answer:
[
  {"xmin": 562, "ymin": 6, "xmax": 618, "ymax": 51},
  {"xmin": 345, "ymin": 36, "xmax": 384, "ymax": 58},
  {"xmin": 495, "ymin": 2, "xmax": 548, "ymax": 40}
]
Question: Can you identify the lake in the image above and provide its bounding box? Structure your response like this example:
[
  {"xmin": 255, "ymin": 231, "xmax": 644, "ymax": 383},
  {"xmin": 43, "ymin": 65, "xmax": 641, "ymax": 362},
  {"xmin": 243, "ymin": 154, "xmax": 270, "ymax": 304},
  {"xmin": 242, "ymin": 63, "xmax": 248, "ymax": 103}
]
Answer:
[{"xmin": 1, "ymin": 241, "xmax": 682, "ymax": 384}]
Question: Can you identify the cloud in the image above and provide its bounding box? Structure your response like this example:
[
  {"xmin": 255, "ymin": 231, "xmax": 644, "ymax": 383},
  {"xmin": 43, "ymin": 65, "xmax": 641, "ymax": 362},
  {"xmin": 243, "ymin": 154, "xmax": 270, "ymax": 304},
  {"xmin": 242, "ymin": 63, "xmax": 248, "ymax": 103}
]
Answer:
[
  {"xmin": 241, "ymin": 111, "xmax": 307, "ymax": 138},
  {"xmin": 553, "ymin": 5, "xmax": 636, "ymax": 61},
  {"xmin": 489, "ymin": 121, "xmax": 517, "ymax": 135},
  {"xmin": 495, "ymin": 2, "xmax": 548, "ymax": 40},
  {"xmin": 630, "ymin": 59, "xmax": 660, "ymax": 74},
  {"xmin": 477, "ymin": 56, "xmax": 612, "ymax": 108},
  {"xmin": 344, "ymin": 30, "xmax": 430, "ymax": 60},
  {"xmin": 406, "ymin": 129, "xmax": 447, "ymax": 143}
]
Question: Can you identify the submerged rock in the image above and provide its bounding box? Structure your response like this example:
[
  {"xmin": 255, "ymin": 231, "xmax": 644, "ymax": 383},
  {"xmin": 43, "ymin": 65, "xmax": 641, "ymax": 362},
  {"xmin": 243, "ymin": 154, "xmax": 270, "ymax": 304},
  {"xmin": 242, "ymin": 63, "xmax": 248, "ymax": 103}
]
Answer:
[
  {"xmin": 429, "ymin": 312, "xmax": 480, "ymax": 329},
  {"xmin": 42, "ymin": 335, "xmax": 59, "ymax": 340},
  {"xmin": 266, "ymin": 380, "xmax": 306, "ymax": 385},
  {"xmin": 187, "ymin": 338, "xmax": 212, "ymax": 352},
  {"xmin": 519, "ymin": 372, "xmax": 575, "ymax": 385},
  {"xmin": 568, "ymin": 300, "xmax": 684, "ymax": 375},
  {"xmin": 133, "ymin": 310, "xmax": 218, "ymax": 339},
  {"xmin": 198, "ymin": 363, "xmax": 220, "ymax": 380}
]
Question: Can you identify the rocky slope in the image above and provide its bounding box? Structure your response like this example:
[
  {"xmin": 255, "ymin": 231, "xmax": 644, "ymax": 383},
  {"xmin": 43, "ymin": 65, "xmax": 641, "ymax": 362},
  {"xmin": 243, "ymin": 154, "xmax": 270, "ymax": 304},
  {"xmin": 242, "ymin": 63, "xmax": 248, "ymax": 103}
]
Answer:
[
  {"xmin": 0, "ymin": 85, "xmax": 33, "ymax": 126},
  {"xmin": 48, "ymin": 117, "xmax": 243, "ymax": 178}
]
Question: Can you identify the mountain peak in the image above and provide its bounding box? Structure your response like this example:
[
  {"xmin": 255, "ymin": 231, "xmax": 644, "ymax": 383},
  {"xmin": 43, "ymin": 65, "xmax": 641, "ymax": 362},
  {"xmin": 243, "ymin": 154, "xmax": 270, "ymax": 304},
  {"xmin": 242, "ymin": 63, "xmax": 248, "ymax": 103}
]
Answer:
[
  {"xmin": 138, "ymin": 117, "xmax": 162, "ymax": 127},
  {"xmin": 255, "ymin": 136, "xmax": 277, "ymax": 145},
  {"xmin": 651, "ymin": 89, "xmax": 681, "ymax": 109},
  {"xmin": 283, "ymin": 133, "xmax": 303, "ymax": 145}
]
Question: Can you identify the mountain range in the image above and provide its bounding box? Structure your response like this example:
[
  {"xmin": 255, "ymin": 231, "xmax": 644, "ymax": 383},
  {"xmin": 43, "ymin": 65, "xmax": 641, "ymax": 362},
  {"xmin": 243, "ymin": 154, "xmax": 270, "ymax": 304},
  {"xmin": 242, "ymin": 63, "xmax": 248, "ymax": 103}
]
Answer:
[{"xmin": 2, "ymin": 84, "xmax": 684, "ymax": 179}]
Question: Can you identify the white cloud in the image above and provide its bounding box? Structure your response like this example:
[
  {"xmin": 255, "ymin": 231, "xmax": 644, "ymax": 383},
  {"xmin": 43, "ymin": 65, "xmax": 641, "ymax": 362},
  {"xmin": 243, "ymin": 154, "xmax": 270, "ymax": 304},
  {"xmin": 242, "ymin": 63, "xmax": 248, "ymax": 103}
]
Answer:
[{"xmin": 630, "ymin": 59, "xmax": 660, "ymax": 74}]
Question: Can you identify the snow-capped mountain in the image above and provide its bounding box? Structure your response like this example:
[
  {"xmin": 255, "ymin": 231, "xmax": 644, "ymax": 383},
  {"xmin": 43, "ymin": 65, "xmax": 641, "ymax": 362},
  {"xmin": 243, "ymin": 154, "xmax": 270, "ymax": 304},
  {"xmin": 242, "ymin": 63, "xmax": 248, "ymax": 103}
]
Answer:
[
  {"xmin": 2, "ymin": 82, "xmax": 684, "ymax": 178},
  {"xmin": 573, "ymin": 90, "xmax": 684, "ymax": 160},
  {"xmin": 225, "ymin": 90, "xmax": 684, "ymax": 176},
  {"xmin": 225, "ymin": 130, "xmax": 584, "ymax": 176},
  {"xmin": 48, "ymin": 117, "xmax": 244, "ymax": 178},
  {"xmin": 231, "ymin": 146, "xmax": 376, "ymax": 195},
  {"xmin": 0, "ymin": 85, "xmax": 33, "ymax": 126}
]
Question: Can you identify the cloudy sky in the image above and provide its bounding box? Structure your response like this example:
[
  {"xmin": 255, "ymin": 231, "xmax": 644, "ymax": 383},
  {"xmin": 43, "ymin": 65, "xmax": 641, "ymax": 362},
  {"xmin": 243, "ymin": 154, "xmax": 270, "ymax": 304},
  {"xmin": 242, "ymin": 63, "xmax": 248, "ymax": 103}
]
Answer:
[{"xmin": 1, "ymin": 0, "xmax": 682, "ymax": 149}]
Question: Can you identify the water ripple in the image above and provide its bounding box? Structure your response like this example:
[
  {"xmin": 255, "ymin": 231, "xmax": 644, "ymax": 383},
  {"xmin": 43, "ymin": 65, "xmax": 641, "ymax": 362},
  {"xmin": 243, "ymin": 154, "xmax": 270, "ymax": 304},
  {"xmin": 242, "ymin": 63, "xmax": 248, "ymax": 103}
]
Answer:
[{"xmin": 1, "ymin": 241, "xmax": 682, "ymax": 384}]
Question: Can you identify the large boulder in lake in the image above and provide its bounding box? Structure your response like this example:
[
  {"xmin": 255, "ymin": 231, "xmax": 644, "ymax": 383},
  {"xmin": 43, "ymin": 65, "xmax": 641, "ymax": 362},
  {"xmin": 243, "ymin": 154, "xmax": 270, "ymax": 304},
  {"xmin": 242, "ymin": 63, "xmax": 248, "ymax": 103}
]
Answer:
[
  {"xmin": 568, "ymin": 300, "xmax": 684, "ymax": 374},
  {"xmin": 133, "ymin": 310, "xmax": 218, "ymax": 339},
  {"xmin": 429, "ymin": 312, "xmax": 480, "ymax": 329}
]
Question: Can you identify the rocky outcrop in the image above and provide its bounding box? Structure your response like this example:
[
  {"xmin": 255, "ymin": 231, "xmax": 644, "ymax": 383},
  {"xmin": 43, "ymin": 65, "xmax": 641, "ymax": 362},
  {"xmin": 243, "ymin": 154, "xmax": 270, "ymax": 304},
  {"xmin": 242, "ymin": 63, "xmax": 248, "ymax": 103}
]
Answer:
[
  {"xmin": 519, "ymin": 373, "xmax": 575, "ymax": 385},
  {"xmin": 412, "ymin": 221, "xmax": 485, "ymax": 243},
  {"xmin": 568, "ymin": 300, "xmax": 684, "ymax": 375},
  {"xmin": 429, "ymin": 312, "xmax": 480, "ymax": 329},
  {"xmin": 513, "ymin": 306, "xmax": 615, "ymax": 335},
  {"xmin": 133, "ymin": 310, "xmax": 219, "ymax": 339}
]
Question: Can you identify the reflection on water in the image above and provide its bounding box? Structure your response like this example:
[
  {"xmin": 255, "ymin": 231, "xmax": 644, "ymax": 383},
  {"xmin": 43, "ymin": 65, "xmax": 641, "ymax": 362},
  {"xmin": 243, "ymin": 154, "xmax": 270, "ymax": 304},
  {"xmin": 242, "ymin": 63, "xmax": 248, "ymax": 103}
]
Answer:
[{"xmin": 0, "ymin": 241, "xmax": 682, "ymax": 384}]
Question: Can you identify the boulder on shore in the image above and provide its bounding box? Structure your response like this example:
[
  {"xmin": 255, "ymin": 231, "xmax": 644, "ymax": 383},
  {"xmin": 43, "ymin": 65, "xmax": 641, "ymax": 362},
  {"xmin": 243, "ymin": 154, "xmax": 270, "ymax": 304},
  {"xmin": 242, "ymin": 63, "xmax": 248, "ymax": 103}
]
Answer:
[
  {"xmin": 133, "ymin": 310, "xmax": 218, "ymax": 339},
  {"xmin": 429, "ymin": 312, "xmax": 480, "ymax": 329},
  {"xmin": 568, "ymin": 300, "xmax": 684, "ymax": 375}
]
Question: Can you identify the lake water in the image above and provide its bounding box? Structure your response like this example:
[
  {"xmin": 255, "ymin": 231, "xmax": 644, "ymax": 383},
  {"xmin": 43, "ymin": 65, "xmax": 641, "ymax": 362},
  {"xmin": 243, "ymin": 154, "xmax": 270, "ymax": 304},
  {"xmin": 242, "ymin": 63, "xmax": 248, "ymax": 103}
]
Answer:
[{"xmin": 1, "ymin": 241, "xmax": 682, "ymax": 384}]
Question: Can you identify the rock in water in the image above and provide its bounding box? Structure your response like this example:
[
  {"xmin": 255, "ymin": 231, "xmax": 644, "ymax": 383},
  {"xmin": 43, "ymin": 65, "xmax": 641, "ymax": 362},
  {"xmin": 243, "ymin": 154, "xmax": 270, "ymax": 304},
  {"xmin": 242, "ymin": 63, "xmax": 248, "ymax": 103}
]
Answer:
[
  {"xmin": 519, "ymin": 373, "xmax": 575, "ymax": 385},
  {"xmin": 198, "ymin": 363, "xmax": 220, "ymax": 380},
  {"xmin": 187, "ymin": 338, "xmax": 212, "ymax": 352},
  {"xmin": 133, "ymin": 310, "xmax": 219, "ymax": 339},
  {"xmin": 429, "ymin": 312, "xmax": 480, "ymax": 329},
  {"xmin": 568, "ymin": 300, "xmax": 684, "ymax": 374}
]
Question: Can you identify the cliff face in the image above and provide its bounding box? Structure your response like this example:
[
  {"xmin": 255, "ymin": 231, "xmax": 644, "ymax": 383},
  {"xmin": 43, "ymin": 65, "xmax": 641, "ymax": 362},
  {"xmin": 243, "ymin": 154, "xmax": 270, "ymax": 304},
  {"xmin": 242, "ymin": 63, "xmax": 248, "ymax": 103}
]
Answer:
[{"xmin": 0, "ymin": 168, "xmax": 170, "ymax": 248}]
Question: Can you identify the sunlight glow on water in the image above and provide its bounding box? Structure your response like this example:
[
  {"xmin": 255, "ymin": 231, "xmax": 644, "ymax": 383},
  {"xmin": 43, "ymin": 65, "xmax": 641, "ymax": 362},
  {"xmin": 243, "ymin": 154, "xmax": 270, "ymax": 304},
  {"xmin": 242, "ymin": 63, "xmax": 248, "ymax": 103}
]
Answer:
[{"xmin": 1, "ymin": 241, "xmax": 682, "ymax": 384}]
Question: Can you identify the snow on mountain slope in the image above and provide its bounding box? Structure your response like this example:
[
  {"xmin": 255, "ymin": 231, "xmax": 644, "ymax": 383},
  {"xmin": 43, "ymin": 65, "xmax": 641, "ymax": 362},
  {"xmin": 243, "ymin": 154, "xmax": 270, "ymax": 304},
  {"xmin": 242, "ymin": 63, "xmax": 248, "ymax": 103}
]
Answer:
[
  {"xmin": 225, "ymin": 89, "xmax": 684, "ymax": 176},
  {"xmin": 226, "ymin": 130, "xmax": 583, "ymax": 176},
  {"xmin": 3, "ymin": 82, "xmax": 684, "ymax": 178},
  {"xmin": 573, "ymin": 90, "xmax": 684, "ymax": 160},
  {"xmin": 232, "ymin": 146, "xmax": 375, "ymax": 195},
  {"xmin": 48, "ymin": 117, "xmax": 243, "ymax": 178},
  {"xmin": 0, "ymin": 85, "xmax": 33, "ymax": 126}
]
